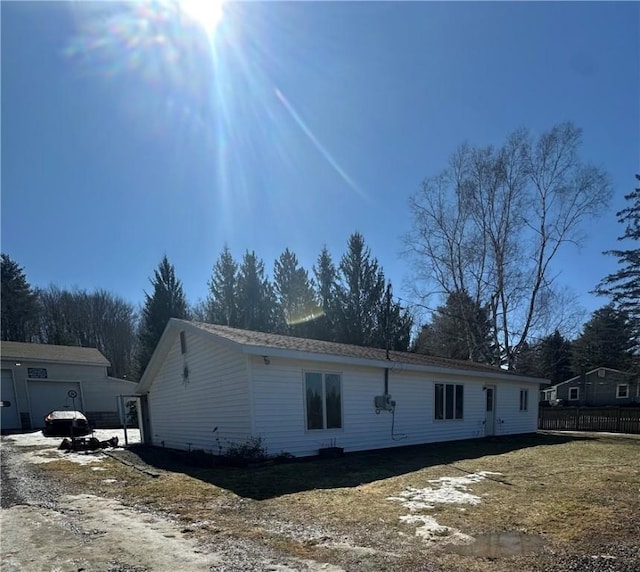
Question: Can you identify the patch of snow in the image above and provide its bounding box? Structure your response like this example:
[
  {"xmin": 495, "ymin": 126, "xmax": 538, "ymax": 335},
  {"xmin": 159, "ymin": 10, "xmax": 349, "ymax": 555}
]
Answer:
[
  {"xmin": 388, "ymin": 471, "xmax": 501, "ymax": 544},
  {"xmin": 102, "ymin": 479, "xmax": 118, "ymax": 484},
  {"xmin": 4, "ymin": 429, "xmax": 140, "ymax": 466},
  {"xmin": 91, "ymin": 467, "xmax": 107, "ymax": 471},
  {"xmin": 387, "ymin": 471, "xmax": 501, "ymax": 510},
  {"xmin": 399, "ymin": 515, "xmax": 472, "ymax": 543}
]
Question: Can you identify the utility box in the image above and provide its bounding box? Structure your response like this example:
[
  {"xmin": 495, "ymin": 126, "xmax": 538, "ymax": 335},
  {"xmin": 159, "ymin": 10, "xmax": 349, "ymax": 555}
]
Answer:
[{"xmin": 374, "ymin": 394, "xmax": 395, "ymax": 412}]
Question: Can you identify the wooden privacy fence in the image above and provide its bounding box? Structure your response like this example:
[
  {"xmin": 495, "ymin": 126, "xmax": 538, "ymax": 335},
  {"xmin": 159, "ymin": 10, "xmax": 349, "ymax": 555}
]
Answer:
[{"xmin": 538, "ymin": 407, "xmax": 640, "ymax": 434}]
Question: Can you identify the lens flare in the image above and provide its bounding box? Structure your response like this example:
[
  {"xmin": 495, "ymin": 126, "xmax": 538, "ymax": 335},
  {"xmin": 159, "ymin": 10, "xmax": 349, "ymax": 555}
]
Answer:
[{"xmin": 179, "ymin": 0, "xmax": 224, "ymax": 34}]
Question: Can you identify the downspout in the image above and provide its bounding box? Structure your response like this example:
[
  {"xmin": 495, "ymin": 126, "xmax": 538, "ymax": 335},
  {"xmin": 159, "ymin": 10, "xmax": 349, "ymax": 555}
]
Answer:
[{"xmin": 384, "ymin": 367, "xmax": 389, "ymax": 395}]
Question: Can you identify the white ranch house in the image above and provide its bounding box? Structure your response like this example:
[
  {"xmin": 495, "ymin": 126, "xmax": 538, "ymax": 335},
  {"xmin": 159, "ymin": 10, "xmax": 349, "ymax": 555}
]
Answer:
[
  {"xmin": 1, "ymin": 341, "xmax": 137, "ymax": 432},
  {"xmin": 136, "ymin": 319, "xmax": 544, "ymax": 457}
]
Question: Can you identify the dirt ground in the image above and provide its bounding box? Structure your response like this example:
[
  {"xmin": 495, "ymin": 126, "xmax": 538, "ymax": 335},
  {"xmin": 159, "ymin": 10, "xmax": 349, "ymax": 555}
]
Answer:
[
  {"xmin": 1, "ymin": 432, "xmax": 344, "ymax": 572},
  {"xmin": 2, "ymin": 431, "xmax": 639, "ymax": 572}
]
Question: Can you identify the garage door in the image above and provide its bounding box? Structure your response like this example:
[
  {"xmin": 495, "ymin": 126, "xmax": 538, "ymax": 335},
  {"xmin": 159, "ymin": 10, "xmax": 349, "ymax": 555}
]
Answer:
[
  {"xmin": 27, "ymin": 381, "xmax": 83, "ymax": 428},
  {"xmin": 1, "ymin": 369, "xmax": 21, "ymax": 430}
]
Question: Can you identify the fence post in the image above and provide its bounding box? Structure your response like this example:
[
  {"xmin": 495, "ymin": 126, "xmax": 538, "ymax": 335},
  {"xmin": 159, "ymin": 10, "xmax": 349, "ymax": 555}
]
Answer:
[
  {"xmin": 616, "ymin": 408, "xmax": 622, "ymax": 433},
  {"xmin": 576, "ymin": 407, "xmax": 580, "ymax": 431}
]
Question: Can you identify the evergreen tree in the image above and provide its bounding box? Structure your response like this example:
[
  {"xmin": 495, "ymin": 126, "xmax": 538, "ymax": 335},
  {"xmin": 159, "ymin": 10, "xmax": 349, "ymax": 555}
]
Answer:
[
  {"xmin": 412, "ymin": 290, "xmax": 492, "ymax": 361},
  {"xmin": 594, "ymin": 174, "xmax": 640, "ymax": 334},
  {"xmin": 538, "ymin": 330, "xmax": 573, "ymax": 383},
  {"xmin": 273, "ymin": 248, "xmax": 320, "ymax": 336},
  {"xmin": 378, "ymin": 283, "xmax": 413, "ymax": 352},
  {"xmin": 137, "ymin": 256, "xmax": 189, "ymax": 376},
  {"xmin": 572, "ymin": 305, "xmax": 635, "ymax": 373},
  {"xmin": 336, "ymin": 232, "xmax": 386, "ymax": 347},
  {"xmin": 205, "ymin": 246, "xmax": 239, "ymax": 326},
  {"xmin": 513, "ymin": 330, "xmax": 573, "ymax": 383},
  {"xmin": 236, "ymin": 251, "xmax": 277, "ymax": 332},
  {"xmin": 1, "ymin": 254, "xmax": 39, "ymax": 342},
  {"xmin": 513, "ymin": 341, "xmax": 542, "ymax": 378},
  {"xmin": 312, "ymin": 246, "xmax": 338, "ymax": 341}
]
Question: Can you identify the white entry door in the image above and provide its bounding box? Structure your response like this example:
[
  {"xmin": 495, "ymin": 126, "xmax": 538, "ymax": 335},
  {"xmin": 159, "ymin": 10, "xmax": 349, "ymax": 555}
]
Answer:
[
  {"xmin": 1, "ymin": 369, "xmax": 21, "ymax": 430},
  {"xmin": 485, "ymin": 385, "xmax": 496, "ymax": 436}
]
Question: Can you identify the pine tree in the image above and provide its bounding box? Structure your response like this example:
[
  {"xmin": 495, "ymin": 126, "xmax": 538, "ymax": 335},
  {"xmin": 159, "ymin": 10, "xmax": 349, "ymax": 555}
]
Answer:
[
  {"xmin": 206, "ymin": 246, "xmax": 239, "ymax": 326},
  {"xmin": 137, "ymin": 256, "xmax": 189, "ymax": 376},
  {"xmin": 412, "ymin": 290, "xmax": 492, "ymax": 361},
  {"xmin": 336, "ymin": 232, "xmax": 386, "ymax": 346},
  {"xmin": 273, "ymin": 248, "xmax": 320, "ymax": 336},
  {"xmin": 1, "ymin": 254, "xmax": 39, "ymax": 342},
  {"xmin": 312, "ymin": 246, "xmax": 338, "ymax": 341},
  {"xmin": 572, "ymin": 305, "xmax": 635, "ymax": 373},
  {"xmin": 236, "ymin": 251, "xmax": 277, "ymax": 332},
  {"xmin": 595, "ymin": 174, "xmax": 640, "ymax": 330},
  {"xmin": 378, "ymin": 282, "xmax": 413, "ymax": 352},
  {"xmin": 538, "ymin": 330, "xmax": 573, "ymax": 383}
]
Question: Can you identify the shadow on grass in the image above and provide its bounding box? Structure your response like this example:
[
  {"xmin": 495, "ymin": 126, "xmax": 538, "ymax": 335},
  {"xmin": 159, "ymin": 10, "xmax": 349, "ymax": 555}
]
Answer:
[{"xmin": 123, "ymin": 433, "xmax": 586, "ymax": 501}]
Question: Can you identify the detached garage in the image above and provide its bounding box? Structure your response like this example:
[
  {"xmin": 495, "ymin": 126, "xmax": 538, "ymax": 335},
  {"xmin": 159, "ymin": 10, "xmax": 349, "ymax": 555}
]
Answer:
[{"xmin": 1, "ymin": 341, "xmax": 137, "ymax": 431}]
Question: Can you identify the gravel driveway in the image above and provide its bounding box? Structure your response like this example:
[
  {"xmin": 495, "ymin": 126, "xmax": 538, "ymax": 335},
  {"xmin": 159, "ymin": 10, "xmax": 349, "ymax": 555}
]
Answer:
[{"xmin": 0, "ymin": 435, "xmax": 344, "ymax": 572}]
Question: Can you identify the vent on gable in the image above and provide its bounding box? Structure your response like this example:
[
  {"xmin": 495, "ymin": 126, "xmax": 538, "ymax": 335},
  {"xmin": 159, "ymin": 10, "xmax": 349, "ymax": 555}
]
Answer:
[
  {"xmin": 180, "ymin": 331, "xmax": 187, "ymax": 355},
  {"xmin": 597, "ymin": 369, "xmax": 605, "ymax": 378}
]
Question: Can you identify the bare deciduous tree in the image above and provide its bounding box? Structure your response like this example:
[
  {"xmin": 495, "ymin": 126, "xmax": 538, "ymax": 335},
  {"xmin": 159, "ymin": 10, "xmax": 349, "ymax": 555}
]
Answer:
[{"xmin": 406, "ymin": 122, "xmax": 611, "ymax": 368}]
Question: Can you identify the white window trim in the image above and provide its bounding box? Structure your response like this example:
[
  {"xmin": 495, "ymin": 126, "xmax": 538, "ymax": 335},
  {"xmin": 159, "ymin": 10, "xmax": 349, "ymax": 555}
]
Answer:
[
  {"xmin": 434, "ymin": 383, "xmax": 464, "ymax": 421},
  {"xmin": 568, "ymin": 387, "xmax": 579, "ymax": 401},
  {"xmin": 519, "ymin": 389, "xmax": 529, "ymax": 411},
  {"xmin": 616, "ymin": 384, "xmax": 629, "ymax": 399},
  {"xmin": 303, "ymin": 371, "xmax": 344, "ymax": 432}
]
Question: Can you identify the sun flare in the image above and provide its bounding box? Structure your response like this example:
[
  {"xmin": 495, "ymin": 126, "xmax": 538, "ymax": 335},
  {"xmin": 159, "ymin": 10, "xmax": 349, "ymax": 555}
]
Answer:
[{"xmin": 179, "ymin": 0, "xmax": 225, "ymax": 33}]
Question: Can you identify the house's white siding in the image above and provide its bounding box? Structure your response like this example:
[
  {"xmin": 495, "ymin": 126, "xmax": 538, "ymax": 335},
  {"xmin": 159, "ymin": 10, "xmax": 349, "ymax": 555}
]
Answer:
[
  {"xmin": 250, "ymin": 356, "xmax": 539, "ymax": 457},
  {"xmin": 494, "ymin": 384, "xmax": 539, "ymax": 435},
  {"xmin": 147, "ymin": 331, "xmax": 251, "ymax": 453}
]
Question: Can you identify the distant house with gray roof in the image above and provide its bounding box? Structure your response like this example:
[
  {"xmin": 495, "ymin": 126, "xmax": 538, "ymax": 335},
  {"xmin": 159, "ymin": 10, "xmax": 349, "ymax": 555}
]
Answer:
[{"xmin": 541, "ymin": 367, "xmax": 639, "ymax": 407}]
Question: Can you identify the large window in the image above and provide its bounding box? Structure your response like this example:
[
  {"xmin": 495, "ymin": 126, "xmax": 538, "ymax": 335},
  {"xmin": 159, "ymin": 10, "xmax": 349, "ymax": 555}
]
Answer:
[
  {"xmin": 568, "ymin": 387, "xmax": 579, "ymax": 401},
  {"xmin": 519, "ymin": 389, "xmax": 529, "ymax": 411},
  {"xmin": 305, "ymin": 372, "xmax": 342, "ymax": 430},
  {"xmin": 435, "ymin": 383, "xmax": 463, "ymax": 420}
]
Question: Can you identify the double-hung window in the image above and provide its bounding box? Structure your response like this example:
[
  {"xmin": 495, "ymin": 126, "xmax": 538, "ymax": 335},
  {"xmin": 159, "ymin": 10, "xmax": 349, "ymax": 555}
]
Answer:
[
  {"xmin": 617, "ymin": 384, "xmax": 629, "ymax": 398},
  {"xmin": 568, "ymin": 387, "xmax": 579, "ymax": 401},
  {"xmin": 519, "ymin": 389, "xmax": 529, "ymax": 411},
  {"xmin": 305, "ymin": 372, "xmax": 342, "ymax": 430},
  {"xmin": 434, "ymin": 383, "xmax": 464, "ymax": 420}
]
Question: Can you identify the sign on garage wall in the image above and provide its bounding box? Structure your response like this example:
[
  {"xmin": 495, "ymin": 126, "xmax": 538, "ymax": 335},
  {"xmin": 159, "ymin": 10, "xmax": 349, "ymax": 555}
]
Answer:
[{"xmin": 27, "ymin": 367, "xmax": 48, "ymax": 379}]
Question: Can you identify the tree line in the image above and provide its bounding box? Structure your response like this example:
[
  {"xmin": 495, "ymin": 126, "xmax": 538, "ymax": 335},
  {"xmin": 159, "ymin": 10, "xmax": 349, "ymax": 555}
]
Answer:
[
  {"xmin": 2, "ymin": 123, "xmax": 637, "ymax": 384},
  {"xmin": 1, "ymin": 232, "xmax": 412, "ymax": 380}
]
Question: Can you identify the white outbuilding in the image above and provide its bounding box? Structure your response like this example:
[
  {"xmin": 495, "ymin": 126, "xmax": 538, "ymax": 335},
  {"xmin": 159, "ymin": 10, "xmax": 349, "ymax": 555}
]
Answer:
[
  {"xmin": 1, "ymin": 341, "xmax": 137, "ymax": 431},
  {"xmin": 136, "ymin": 319, "xmax": 544, "ymax": 458}
]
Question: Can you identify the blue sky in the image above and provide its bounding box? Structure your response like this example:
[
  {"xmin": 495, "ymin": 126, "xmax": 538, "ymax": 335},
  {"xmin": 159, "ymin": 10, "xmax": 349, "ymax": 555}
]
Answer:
[{"xmin": 2, "ymin": 1, "xmax": 638, "ymax": 328}]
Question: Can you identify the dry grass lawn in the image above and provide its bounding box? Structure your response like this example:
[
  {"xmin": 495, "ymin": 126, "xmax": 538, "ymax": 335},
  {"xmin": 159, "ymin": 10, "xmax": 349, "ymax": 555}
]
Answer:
[{"xmin": 40, "ymin": 433, "xmax": 640, "ymax": 571}]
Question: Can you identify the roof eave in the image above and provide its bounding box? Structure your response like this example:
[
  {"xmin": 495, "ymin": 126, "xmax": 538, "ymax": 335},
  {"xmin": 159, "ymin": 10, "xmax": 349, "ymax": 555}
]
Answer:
[
  {"xmin": 242, "ymin": 344, "xmax": 547, "ymax": 383},
  {"xmin": 1, "ymin": 355, "xmax": 110, "ymax": 367}
]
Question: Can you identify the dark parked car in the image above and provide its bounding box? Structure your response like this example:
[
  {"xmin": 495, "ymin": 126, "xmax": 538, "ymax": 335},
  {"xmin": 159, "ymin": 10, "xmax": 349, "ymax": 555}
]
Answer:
[{"xmin": 43, "ymin": 410, "xmax": 91, "ymax": 437}]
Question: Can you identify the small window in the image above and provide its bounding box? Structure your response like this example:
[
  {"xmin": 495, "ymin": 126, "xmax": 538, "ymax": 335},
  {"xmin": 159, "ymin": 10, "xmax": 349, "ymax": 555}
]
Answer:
[
  {"xmin": 435, "ymin": 383, "xmax": 464, "ymax": 420},
  {"xmin": 519, "ymin": 389, "xmax": 529, "ymax": 411},
  {"xmin": 617, "ymin": 384, "xmax": 629, "ymax": 399},
  {"xmin": 597, "ymin": 369, "xmax": 605, "ymax": 378},
  {"xmin": 568, "ymin": 387, "xmax": 579, "ymax": 401},
  {"xmin": 305, "ymin": 372, "xmax": 342, "ymax": 430},
  {"xmin": 180, "ymin": 331, "xmax": 187, "ymax": 354}
]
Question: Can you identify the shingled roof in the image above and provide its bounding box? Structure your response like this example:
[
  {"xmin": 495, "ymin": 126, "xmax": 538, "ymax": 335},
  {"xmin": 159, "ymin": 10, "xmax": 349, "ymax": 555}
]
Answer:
[
  {"xmin": 1, "ymin": 341, "xmax": 110, "ymax": 366},
  {"xmin": 184, "ymin": 320, "xmax": 533, "ymax": 380}
]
